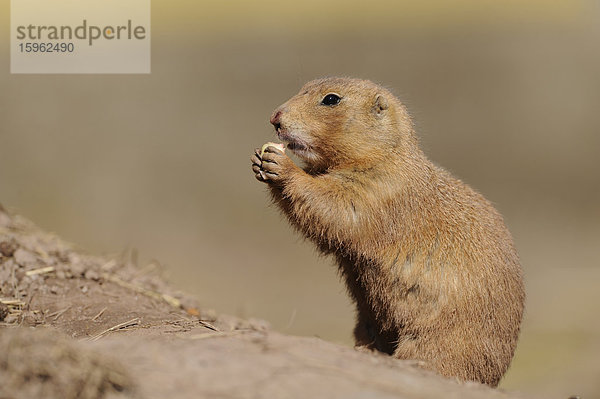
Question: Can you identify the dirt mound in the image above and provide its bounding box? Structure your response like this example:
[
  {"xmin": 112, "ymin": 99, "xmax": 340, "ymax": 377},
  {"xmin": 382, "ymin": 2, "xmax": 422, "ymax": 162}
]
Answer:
[
  {"xmin": 0, "ymin": 204, "xmax": 529, "ymax": 399},
  {"xmin": 0, "ymin": 328, "xmax": 132, "ymax": 399},
  {"xmin": 0, "ymin": 203, "xmax": 254, "ymax": 335}
]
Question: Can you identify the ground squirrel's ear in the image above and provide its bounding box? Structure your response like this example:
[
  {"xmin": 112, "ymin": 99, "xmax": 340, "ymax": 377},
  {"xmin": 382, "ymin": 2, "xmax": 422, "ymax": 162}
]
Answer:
[{"xmin": 373, "ymin": 94, "xmax": 389, "ymax": 117}]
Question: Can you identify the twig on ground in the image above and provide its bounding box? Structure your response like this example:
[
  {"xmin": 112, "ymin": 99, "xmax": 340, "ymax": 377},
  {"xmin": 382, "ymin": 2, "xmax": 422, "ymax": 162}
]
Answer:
[{"xmin": 89, "ymin": 317, "xmax": 141, "ymax": 341}]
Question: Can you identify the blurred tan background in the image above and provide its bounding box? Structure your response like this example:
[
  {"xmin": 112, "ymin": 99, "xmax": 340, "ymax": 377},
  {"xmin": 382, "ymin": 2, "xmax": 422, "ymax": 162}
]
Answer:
[{"xmin": 1, "ymin": 1, "xmax": 599, "ymax": 397}]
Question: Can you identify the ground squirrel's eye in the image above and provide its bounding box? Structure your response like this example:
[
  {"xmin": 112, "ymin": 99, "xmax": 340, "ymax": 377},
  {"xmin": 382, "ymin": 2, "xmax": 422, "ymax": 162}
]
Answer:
[{"xmin": 321, "ymin": 93, "xmax": 341, "ymax": 106}]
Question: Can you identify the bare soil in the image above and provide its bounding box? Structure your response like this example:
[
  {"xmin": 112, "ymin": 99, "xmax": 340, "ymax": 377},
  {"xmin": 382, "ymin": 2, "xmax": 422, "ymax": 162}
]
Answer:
[{"xmin": 0, "ymin": 204, "xmax": 528, "ymax": 399}]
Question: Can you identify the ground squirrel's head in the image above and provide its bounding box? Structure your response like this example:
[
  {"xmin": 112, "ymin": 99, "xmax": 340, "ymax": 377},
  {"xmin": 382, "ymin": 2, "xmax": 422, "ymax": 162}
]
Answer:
[{"xmin": 270, "ymin": 77, "xmax": 415, "ymax": 171}]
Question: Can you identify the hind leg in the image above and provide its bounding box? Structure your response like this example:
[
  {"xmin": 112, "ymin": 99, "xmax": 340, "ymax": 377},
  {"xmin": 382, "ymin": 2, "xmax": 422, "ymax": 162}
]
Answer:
[
  {"xmin": 353, "ymin": 318, "xmax": 378, "ymax": 351},
  {"xmin": 354, "ymin": 313, "xmax": 397, "ymax": 355}
]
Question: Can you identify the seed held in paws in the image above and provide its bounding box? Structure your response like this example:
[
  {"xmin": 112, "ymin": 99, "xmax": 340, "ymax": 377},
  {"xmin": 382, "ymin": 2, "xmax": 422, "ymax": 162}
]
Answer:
[{"xmin": 260, "ymin": 142, "xmax": 285, "ymax": 157}]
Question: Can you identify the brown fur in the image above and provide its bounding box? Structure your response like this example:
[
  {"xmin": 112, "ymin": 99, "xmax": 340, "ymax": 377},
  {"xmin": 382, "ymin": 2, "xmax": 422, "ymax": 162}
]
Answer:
[{"xmin": 251, "ymin": 77, "xmax": 525, "ymax": 387}]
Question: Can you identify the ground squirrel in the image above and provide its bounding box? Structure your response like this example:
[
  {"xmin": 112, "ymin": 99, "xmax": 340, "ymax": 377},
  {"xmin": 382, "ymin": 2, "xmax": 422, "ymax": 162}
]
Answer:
[{"xmin": 251, "ymin": 77, "xmax": 525, "ymax": 387}]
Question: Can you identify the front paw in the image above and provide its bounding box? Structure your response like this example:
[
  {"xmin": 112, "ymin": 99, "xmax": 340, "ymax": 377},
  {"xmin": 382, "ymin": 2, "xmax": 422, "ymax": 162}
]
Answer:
[
  {"xmin": 251, "ymin": 145, "xmax": 295, "ymax": 185},
  {"xmin": 251, "ymin": 148, "xmax": 267, "ymax": 182}
]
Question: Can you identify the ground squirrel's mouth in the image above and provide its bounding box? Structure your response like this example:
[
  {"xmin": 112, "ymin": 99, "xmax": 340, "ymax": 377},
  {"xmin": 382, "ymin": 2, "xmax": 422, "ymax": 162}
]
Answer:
[
  {"xmin": 276, "ymin": 128, "xmax": 308, "ymax": 151},
  {"xmin": 276, "ymin": 128, "xmax": 310, "ymax": 156}
]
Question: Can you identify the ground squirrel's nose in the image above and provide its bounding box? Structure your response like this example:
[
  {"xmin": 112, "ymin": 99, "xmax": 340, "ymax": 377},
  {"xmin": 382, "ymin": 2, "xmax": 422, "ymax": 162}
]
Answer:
[{"xmin": 270, "ymin": 109, "xmax": 282, "ymax": 129}]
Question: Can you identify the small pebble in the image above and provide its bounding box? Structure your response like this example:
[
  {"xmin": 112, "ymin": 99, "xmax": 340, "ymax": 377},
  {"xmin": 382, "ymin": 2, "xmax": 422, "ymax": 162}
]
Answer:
[
  {"xmin": 69, "ymin": 262, "xmax": 86, "ymax": 277},
  {"xmin": 13, "ymin": 248, "xmax": 38, "ymax": 267},
  {"xmin": 0, "ymin": 238, "xmax": 17, "ymax": 257},
  {"xmin": 15, "ymin": 268, "xmax": 25, "ymax": 281},
  {"xmin": 84, "ymin": 269, "xmax": 100, "ymax": 281}
]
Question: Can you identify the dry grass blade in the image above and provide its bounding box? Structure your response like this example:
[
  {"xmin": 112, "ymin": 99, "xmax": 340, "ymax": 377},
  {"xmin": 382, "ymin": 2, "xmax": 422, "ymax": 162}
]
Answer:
[
  {"xmin": 46, "ymin": 306, "xmax": 71, "ymax": 321},
  {"xmin": 199, "ymin": 320, "xmax": 219, "ymax": 331},
  {"xmin": 100, "ymin": 259, "xmax": 117, "ymax": 271},
  {"xmin": 102, "ymin": 273, "xmax": 181, "ymax": 308},
  {"xmin": 33, "ymin": 245, "xmax": 50, "ymax": 261},
  {"xmin": 1, "ymin": 298, "xmax": 26, "ymax": 321},
  {"xmin": 89, "ymin": 317, "xmax": 140, "ymax": 341},
  {"xmin": 0, "ymin": 299, "xmax": 25, "ymax": 307},
  {"xmin": 92, "ymin": 307, "xmax": 107, "ymax": 321},
  {"xmin": 25, "ymin": 266, "xmax": 55, "ymax": 276}
]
